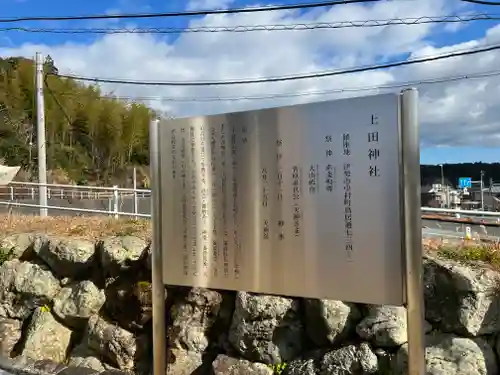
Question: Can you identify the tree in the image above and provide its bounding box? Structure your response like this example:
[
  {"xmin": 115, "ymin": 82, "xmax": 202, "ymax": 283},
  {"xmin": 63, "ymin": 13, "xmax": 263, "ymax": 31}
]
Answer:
[{"xmin": 0, "ymin": 56, "xmax": 154, "ymax": 184}]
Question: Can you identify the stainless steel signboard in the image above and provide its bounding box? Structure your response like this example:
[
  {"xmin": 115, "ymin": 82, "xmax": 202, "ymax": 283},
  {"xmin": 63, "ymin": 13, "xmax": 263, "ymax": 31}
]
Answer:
[
  {"xmin": 157, "ymin": 93, "xmax": 405, "ymax": 305},
  {"xmin": 149, "ymin": 89, "xmax": 425, "ymax": 375}
]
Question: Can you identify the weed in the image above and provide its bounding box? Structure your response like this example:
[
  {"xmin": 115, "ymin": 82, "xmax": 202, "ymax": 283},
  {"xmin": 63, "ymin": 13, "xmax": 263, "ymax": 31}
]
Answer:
[
  {"xmin": 0, "ymin": 247, "xmax": 12, "ymax": 266},
  {"xmin": 435, "ymin": 242, "xmax": 500, "ymax": 270},
  {"xmin": 268, "ymin": 363, "xmax": 287, "ymax": 374}
]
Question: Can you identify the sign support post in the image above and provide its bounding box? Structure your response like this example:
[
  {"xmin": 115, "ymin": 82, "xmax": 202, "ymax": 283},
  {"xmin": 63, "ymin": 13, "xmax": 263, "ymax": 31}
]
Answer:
[
  {"xmin": 149, "ymin": 119, "xmax": 167, "ymax": 375},
  {"xmin": 401, "ymin": 88, "xmax": 425, "ymax": 374}
]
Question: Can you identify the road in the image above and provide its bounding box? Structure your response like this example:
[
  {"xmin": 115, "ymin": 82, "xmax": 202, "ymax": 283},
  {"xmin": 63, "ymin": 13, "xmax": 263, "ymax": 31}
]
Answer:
[{"xmin": 422, "ymin": 219, "xmax": 500, "ymax": 241}]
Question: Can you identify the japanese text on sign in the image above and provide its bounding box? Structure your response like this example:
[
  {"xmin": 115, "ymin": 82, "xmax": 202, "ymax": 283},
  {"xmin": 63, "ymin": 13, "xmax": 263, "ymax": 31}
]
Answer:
[{"xmin": 158, "ymin": 92, "xmax": 404, "ymax": 306}]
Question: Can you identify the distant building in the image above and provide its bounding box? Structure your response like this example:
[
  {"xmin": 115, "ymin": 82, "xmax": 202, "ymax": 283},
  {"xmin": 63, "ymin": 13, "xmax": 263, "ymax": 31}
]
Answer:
[
  {"xmin": 454, "ymin": 181, "xmax": 500, "ymax": 211},
  {"xmin": 421, "ymin": 178, "xmax": 459, "ymax": 208}
]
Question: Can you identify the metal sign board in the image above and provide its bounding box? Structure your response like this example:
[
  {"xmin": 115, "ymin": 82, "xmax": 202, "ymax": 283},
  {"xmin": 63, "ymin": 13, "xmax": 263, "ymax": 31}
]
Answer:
[
  {"xmin": 459, "ymin": 177, "xmax": 472, "ymax": 189},
  {"xmin": 156, "ymin": 93, "xmax": 406, "ymax": 306},
  {"xmin": 0, "ymin": 165, "xmax": 20, "ymax": 185},
  {"xmin": 150, "ymin": 89, "xmax": 425, "ymax": 375}
]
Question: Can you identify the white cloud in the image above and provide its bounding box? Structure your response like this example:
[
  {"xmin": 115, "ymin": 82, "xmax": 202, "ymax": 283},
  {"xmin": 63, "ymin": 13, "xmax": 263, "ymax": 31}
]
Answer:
[
  {"xmin": 186, "ymin": 0, "xmax": 235, "ymax": 11},
  {"xmin": 1, "ymin": 0, "xmax": 498, "ymax": 148}
]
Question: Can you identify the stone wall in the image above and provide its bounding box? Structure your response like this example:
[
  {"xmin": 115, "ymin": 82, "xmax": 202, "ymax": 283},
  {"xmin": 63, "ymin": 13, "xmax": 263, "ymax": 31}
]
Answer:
[{"xmin": 0, "ymin": 233, "xmax": 499, "ymax": 375}]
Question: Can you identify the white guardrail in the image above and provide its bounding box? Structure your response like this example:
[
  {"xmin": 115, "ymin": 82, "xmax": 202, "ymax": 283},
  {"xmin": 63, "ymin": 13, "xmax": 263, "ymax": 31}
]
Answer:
[
  {"xmin": 0, "ymin": 181, "xmax": 500, "ymax": 222},
  {"xmin": 0, "ymin": 181, "xmax": 151, "ymax": 219}
]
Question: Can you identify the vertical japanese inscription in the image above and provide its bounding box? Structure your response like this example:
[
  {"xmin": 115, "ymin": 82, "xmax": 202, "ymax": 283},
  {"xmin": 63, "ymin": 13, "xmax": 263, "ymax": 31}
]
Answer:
[
  {"xmin": 324, "ymin": 134, "xmax": 335, "ymax": 193},
  {"xmin": 199, "ymin": 125, "xmax": 209, "ymax": 277},
  {"xmin": 342, "ymin": 133, "xmax": 353, "ymax": 258},
  {"xmin": 308, "ymin": 164, "xmax": 319, "ymax": 194},
  {"xmin": 276, "ymin": 138, "xmax": 285, "ymax": 241},
  {"xmin": 277, "ymin": 139, "xmax": 284, "ymax": 202},
  {"xmin": 220, "ymin": 124, "xmax": 229, "ymax": 278},
  {"xmin": 180, "ymin": 128, "xmax": 189, "ymax": 276},
  {"xmin": 368, "ymin": 114, "xmax": 380, "ymax": 177},
  {"xmin": 231, "ymin": 126, "xmax": 241, "ymax": 279},
  {"xmin": 292, "ymin": 166, "xmax": 301, "ymax": 237},
  {"xmin": 262, "ymin": 166, "xmax": 269, "ymax": 240},
  {"xmin": 189, "ymin": 126, "xmax": 198, "ymax": 277},
  {"xmin": 171, "ymin": 129, "xmax": 177, "ymax": 179},
  {"xmin": 210, "ymin": 126, "xmax": 219, "ymax": 278}
]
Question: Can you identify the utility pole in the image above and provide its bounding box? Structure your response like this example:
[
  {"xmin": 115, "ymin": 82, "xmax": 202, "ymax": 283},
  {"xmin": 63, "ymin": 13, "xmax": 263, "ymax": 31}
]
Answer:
[
  {"xmin": 35, "ymin": 52, "xmax": 48, "ymax": 217},
  {"xmin": 480, "ymin": 170, "xmax": 484, "ymax": 211},
  {"xmin": 439, "ymin": 164, "xmax": 446, "ymax": 208}
]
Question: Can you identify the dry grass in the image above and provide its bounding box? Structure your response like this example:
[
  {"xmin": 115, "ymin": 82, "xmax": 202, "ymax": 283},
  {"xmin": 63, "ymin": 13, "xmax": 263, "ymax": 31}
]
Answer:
[
  {"xmin": 425, "ymin": 237, "xmax": 500, "ymax": 270},
  {"xmin": 2, "ymin": 213, "xmax": 500, "ymax": 270},
  {"xmin": 0, "ymin": 213, "xmax": 151, "ymax": 240}
]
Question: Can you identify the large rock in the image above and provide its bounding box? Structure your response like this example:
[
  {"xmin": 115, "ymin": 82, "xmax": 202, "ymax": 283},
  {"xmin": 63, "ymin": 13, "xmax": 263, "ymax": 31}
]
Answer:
[
  {"xmin": 22, "ymin": 307, "xmax": 72, "ymax": 363},
  {"xmin": 53, "ymin": 280, "xmax": 105, "ymax": 329},
  {"xmin": 33, "ymin": 236, "xmax": 96, "ymax": 278},
  {"xmin": 304, "ymin": 299, "xmax": 360, "ymax": 347},
  {"xmin": 105, "ymin": 278, "xmax": 153, "ymax": 332},
  {"xmin": 212, "ymin": 355, "xmax": 273, "ymax": 375},
  {"xmin": 356, "ymin": 305, "xmax": 432, "ymax": 347},
  {"xmin": 5, "ymin": 357, "xmax": 68, "ymax": 375},
  {"xmin": 168, "ymin": 288, "xmax": 231, "ymax": 354},
  {"xmin": 0, "ymin": 260, "xmax": 60, "ymax": 319},
  {"xmin": 0, "ymin": 317, "xmax": 22, "ymax": 356},
  {"xmin": 85, "ymin": 314, "xmax": 141, "ymax": 371},
  {"xmin": 394, "ymin": 333, "xmax": 498, "ymax": 375},
  {"xmin": 98, "ymin": 236, "xmax": 146, "ymax": 278},
  {"xmin": 67, "ymin": 344, "xmax": 107, "ymax": 372},
  {"xmin": 0, "ymin": 233, "xmax": 35, "ymax": 260},
  {"xmin": 229, "ymin": 292, "xmax": 304, "ymax": 364},
  {"xmin": 166, "ymin": 349, "xmax": 203, "ymax": 375},
  {"xmin": 424, "ymin": 255, "xmax": 500, "ymax": 336},
  {"xmin": 284, "ymin": 356, "xmax": 318, "ymax": 375},
  {"xmin": 319, "ymin": 343, "xmax": 378, "ymax": 375}
]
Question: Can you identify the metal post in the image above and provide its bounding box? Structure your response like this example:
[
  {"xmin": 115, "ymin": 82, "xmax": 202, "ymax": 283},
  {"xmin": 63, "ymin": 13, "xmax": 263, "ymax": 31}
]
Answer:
[
  {"xmin": 149, "ymin": 119, "xmax": 166, "ymax": 375},
  {"xmin": 9, "ymin": 186, "xmax": 13, "ymax": 201},
  {"xmin": 401, "ymin": 88, "xmax": 425, "ymax": 375},
  {"xmin": 133, "ymin": 167, "xmax": 138, "ymax": 220},
  {"xmin": 439, "ymin": 164, "xmax": 444, "ymax": 208},
  {"xmin": 35, "ymin": 52, "xmax": 48, "ymax": 217},
  {"xmin": 480, "ymin": 170, "xmax": 484, "ymax": 211},
  {"xmin": 112, "ymin": 185, "xmax": 119, "ymax": 219}
]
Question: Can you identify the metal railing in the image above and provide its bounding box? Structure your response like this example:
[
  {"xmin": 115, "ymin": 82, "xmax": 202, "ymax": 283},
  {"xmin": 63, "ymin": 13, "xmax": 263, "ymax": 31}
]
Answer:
[
  {"xmin": 0, "ymin": 181, "xmax": 499, "ymax": 223},
  {"xmin": 0, "ymin": 181, "xmax": 151, "ymax": 219}
]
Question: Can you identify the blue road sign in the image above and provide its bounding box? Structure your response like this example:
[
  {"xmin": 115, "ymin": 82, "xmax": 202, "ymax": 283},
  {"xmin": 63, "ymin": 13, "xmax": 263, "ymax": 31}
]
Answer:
[{"xmin": 458, "ymin": 177, "xmax": 472, "ymax": 189}]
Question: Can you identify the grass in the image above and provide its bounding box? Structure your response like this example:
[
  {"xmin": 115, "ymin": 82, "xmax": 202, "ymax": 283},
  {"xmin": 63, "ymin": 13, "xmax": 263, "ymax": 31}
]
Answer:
[
  {"xmin": 425, "ymin": 238, "xmax": 500, "ymax": 270},
  {"xmin": 0, "ymin": 213, "xmax": 151, "ymax": 240}
]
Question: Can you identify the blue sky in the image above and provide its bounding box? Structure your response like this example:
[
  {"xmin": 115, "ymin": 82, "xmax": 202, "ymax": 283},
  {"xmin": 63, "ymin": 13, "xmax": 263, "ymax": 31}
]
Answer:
[{"xmin": 1, "ymin": 0, "xmax": 500, "ymax": 165}]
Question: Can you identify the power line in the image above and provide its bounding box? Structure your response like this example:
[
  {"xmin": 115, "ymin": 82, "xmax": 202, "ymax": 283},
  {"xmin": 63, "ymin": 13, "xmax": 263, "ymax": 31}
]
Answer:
[
  {"xmin": 44, "ymin": 76, "xmax": 73, "ymax": 125},
  {"xmin": 0, "ymin": 0, "xmax": 383, "ymax": 23},
  {"xmin": 53, "ymin": 43, "xmax": 500, "ymax": 87},
  {"xmin": 461, "ymin": 0, "xmax": 500, "ymax": 5},
  {"xmin": 0, "ymin": 13, "xmax": 496, "ymax": 34},
  {"xmin": 55, "ymin": 69, "xmax": 500, "ymax": 102}
]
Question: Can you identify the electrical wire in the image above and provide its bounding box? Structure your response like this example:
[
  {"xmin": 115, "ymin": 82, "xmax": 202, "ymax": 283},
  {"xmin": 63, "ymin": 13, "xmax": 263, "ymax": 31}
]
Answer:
[
  {"xmin": 0, "ymin": 0, "xmax": 384, "ymax": 23},
  {"xmin": 54, "ymin": 69, "xmax": 500, "ymax": 102},
  {"xmin": 52, "ymin": 43, "xmax": 500, "ymax": 87},
  {"xmin": 0, "ymin": 13, "xmax": 496, "ymax": 34},
  {"xmin": 461, "ymin": 0, "xmax": 500, "ymax": 5},
  {"xmin": 44, "ymin": 76, "xmax": 73, "ymax": 125}
]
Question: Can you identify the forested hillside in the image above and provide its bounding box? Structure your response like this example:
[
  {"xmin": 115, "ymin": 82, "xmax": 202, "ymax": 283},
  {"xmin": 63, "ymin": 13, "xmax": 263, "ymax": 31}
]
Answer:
[{"xmin": 0, "ymin": 56, "xmax": 154, "ymax": 186}]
